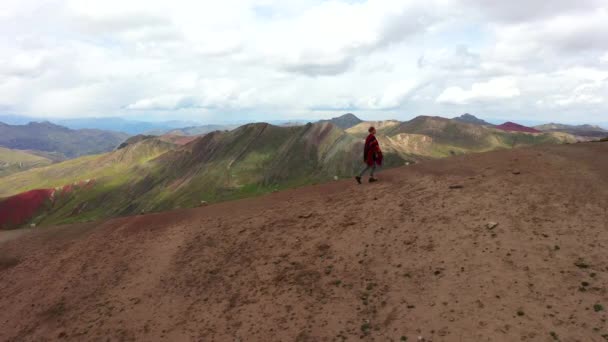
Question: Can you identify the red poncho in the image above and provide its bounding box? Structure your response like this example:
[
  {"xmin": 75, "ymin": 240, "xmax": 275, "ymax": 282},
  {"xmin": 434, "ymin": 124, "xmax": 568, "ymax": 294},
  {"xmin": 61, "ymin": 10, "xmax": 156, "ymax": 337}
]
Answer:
[{"xmin": 363, "ymin": 134, "xmax": 383, "ymax": 166}]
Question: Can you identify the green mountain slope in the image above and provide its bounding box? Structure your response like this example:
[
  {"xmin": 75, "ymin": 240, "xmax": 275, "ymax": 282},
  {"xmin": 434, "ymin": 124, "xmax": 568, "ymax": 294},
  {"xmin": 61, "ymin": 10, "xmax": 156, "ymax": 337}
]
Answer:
[
  {"xmin": 118, "ymin": 122, "xmax": 394, "ymax": 212},
  {"xmin": 0, "ymin": 136, "xmax": 176, "ymax": 198},
  {"xmin": 385, "ymin": 116, "xmax": 575, "ymax": 157},
  {"xmin": 0, "ymin": 119, "xmax": 576, "ymax": 227},
  {"xmin": 0, "ymin": 123, "xmax": 409, "ymax": 226},
  {"xmin": 0, "ymin": 147, "xmax": 57, "ymax": 177},
  {"xmin": 346, "ymin": 120, "xmax": 401, "ymax": 138},
  {"xmin": 0, "ymin": 121, "xmax": 129, "ymax": 158}
]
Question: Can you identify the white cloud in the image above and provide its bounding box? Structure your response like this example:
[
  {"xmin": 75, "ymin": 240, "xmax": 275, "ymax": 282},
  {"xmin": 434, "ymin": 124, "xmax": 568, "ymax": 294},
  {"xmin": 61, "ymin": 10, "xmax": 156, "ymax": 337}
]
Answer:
[
  {"xmin": 0, "ymin": 0, "xmax": 607, "ymax": 123},
  {"xmin": 436, "ymin": 78, "xmax": 521, "ymax": 105},
  {"xmin": 547, "ymin": 83, "xmax": 606, "ymax": 107},
  {"xmin": 418, "ymin": 46, "xmax": 481, "ymax": 70},
  {"xmin": 126, "ymin": 78, "xmax": 251, "ymax": 110},
  {"xmin": 488, "ymin": 8, "xmax": 608, "ymax": 66},
  {"xmin": 460, "ymin": 0, "xmax": 604, "ymax": 23},
  {"xmin": 356, "ymin": 80, "xmax": 420, "ymax": 109},
  {"xmin": 126, "ymin": 95, "xmax": 196, "ymax": 111},
  {"xmin": 556, "ymin": 67, "xmax": 608, "ymax": 82},
  {"xmin": 0, "ymin": 52, "xmax": 47, "ymax": 77},
  {"xmin": 251, "ymin": 0, "xmax": 446, "ymax": 76}
]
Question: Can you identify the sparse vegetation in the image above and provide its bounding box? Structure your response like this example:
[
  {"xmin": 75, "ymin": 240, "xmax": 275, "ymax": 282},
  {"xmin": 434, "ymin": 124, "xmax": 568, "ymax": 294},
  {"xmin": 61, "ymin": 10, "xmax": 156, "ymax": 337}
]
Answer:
[
  {"xmin": 360, "ymin": 292, "xmax": 369, "ymax": 306},
  {"xmin": 360, "ymin": 323, "xmax": 371, "ymax": 335},
  {"xmin": 593, "ymin": 304, "xmax": 604, "ymax": 312},
  {"xmin": 0, "ymin": 147, "xmax": 57, "ymax": 177}
]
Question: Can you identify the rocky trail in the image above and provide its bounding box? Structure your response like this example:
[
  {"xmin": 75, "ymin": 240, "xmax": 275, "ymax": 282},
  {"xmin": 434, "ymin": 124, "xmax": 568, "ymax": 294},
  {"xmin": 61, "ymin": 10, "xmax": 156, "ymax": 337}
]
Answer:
[{"xmin": 1, "ymin": 142, "xmax": 607, "ymax": 341}]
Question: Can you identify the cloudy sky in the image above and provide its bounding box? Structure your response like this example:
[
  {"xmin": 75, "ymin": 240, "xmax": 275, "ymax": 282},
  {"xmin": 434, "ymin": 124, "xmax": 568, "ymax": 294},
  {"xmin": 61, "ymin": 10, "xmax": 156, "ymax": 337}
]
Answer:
[{"xmin": 1, "ymin": 0, "xmax": 607, "ymax": 124}]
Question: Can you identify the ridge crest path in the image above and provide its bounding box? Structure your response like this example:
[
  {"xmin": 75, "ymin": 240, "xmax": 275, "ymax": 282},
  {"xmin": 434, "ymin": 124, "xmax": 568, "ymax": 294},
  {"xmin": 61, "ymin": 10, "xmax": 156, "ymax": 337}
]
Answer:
[{"xmin": 1, "ymin": 142, "xmax": 607, "ymax": 341}]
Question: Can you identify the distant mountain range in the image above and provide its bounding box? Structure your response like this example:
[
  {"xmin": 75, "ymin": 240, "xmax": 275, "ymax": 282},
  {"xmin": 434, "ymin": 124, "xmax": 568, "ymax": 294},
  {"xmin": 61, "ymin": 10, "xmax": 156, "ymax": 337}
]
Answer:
[
  {"xmin": 147, "ymin": 124, "xmax": 238, "ymax": 136},
  {"xmin": 0, "ymin": 114, "xmax": 580, "ymax": 228},
  {"xmin": 0, "ymin": 114, "xmax": 313, "ymax": 135},
  {"xmin": 534, "ymin": 123, "xmax": 607, "ymax": 139},
  {"xmin": 0, "ymin": 115, "xmax": 202, "ymax": 135},
  {"xmin": 0, "ymin": 121, "xmax": 128, "ymax": 158},
  {"xmin": 0, "ymin": 112, "xmax": 602, "ymax": 179},
  {"xmin": 535, "ymin": 123, "xmax": 607, "ymax": 131},
  {"xmin": 55, "ymin": 117, "xmax": 205, "ymax": 135}
]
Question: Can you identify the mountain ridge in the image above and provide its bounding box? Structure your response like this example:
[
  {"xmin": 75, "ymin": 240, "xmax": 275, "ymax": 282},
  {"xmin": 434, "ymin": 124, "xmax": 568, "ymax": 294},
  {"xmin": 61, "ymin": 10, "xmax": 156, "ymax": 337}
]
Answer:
[
  {"xmin": 0, "ymin": 121, "xmax": 129, "ymax": 158},
  {"xmin": 0, "ymin": 118, "xmax": 576, "ymax": 227},
  {"xmin": 1, "ymin": 141, "xmax": 607, "ymax": 341},
  {"xmin": 0, "ymin": 147, "xmax": 58, "ymax": 177},
  {"xmin": 495, "ymin": 121, "xmax": 541, "ymax": 133},
  {"xmin": 534, "ymin": 122, "xmax": 608, "ymax": 139},
  {"xmin": 535, "ymin": 123, "xmax": 607, "ymax": 131}
]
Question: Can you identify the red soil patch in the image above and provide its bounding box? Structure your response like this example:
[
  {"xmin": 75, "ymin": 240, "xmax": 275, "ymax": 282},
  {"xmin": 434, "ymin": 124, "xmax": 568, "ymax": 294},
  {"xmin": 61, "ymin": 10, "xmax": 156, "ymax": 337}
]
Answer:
[
  {"xmin": 160, "ymin": 134, "xmax": 198, "ymax": 146},
  {"xmin": 61, "ymin": 184, "xmax": 73, "ymax": 196},
  {"xmin": 0, "ymin": 189, "xmax": 54, "ymax": 229},
  {"xmin": 172, "ymin": 136, "xmax": 197, "ymax": 145},
  {"xmin": 495, "ymin": 121, "xmax": 541, "ymax": 133},
  {"xmin": 0, "ymin": 180, "xmax": 96, "ymax": 229}
]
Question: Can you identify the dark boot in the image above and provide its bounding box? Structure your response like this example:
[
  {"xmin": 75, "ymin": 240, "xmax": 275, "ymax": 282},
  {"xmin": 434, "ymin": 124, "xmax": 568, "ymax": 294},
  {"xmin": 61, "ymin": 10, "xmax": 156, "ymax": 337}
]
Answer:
[
  {"xmin": 369, "ymin": 177, "xmax": 378, "ymax": 183},
  {"xmin": 355, "ymin": 176, "xmax": 362, "ymax": 184}
]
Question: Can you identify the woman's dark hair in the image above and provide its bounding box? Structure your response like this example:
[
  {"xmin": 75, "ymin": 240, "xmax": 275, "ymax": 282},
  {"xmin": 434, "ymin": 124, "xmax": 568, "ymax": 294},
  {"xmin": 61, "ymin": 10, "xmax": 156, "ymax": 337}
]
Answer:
[{"xmin": 368, "ymin": 126, "xmax": 376, "ymax": 133}]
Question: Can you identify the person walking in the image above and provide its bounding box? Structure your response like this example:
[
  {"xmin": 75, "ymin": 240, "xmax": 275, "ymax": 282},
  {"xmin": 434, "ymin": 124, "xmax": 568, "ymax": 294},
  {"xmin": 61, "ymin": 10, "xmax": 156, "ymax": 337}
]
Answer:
[{"xmin": 355, "ymin": 126, "xmax": 383, "ymax": 184}]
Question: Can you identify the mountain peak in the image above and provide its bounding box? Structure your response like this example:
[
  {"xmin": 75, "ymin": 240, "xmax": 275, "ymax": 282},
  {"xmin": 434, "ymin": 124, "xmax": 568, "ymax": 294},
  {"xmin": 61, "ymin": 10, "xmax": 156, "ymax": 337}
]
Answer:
[
  {"xmin": 318, "ymin": 113, "xmax": 362, "ymax": 129},
  {"xmin": 116, "ymin": 135, "xmax": 157, "ymax": 150},
  {"xmin": 338, "ymin": 113, "xmax": 358, "ymax": 119},
  {"xmin": 25, "ymin": 121, "xmax": 82, "ymax": 134},
  {"xmin": 452, "ymin": 113, "xmax": 493, "ymax": 126}
]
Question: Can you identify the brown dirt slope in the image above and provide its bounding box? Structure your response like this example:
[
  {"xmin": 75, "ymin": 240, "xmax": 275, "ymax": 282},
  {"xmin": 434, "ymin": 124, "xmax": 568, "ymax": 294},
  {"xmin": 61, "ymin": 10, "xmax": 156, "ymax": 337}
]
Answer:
[{"xmin": 1, "ymin": 142, "xmax": 607, "ymax": 342}]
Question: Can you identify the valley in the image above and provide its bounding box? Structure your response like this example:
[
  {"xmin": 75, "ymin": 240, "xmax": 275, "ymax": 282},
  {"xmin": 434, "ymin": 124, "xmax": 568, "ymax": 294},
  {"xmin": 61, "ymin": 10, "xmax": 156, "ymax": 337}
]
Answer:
[{"xmin": 0, "ymin": 115, "xmax": 580, "ymax": 228}]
